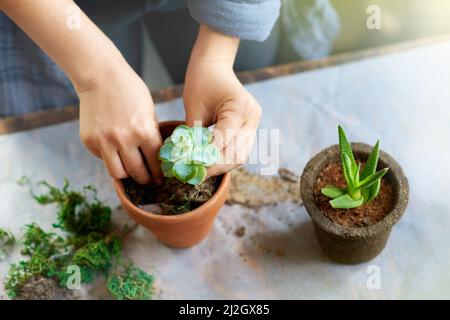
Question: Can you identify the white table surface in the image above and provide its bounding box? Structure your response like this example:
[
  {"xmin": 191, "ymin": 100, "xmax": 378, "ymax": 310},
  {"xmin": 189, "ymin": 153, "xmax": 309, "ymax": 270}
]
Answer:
[{"xmin": 1, "ymin": 41, "xmax": 450, "ymax": 299}]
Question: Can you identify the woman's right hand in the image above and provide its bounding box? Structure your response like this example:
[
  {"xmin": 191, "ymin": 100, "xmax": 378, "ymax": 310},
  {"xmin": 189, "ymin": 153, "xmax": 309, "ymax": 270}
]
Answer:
[
  {"xmin": 0, "ymin": 0, "xmax": 164, "ymax": 184},
  {"xmin": 78, "ymin": 66, "xmax": 163, "ymax": 185}
]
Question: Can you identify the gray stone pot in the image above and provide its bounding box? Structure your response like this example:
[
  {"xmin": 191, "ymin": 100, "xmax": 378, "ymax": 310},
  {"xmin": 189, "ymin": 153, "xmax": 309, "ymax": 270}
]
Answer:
[{"xmin": 300, "ymin": 143, "xmax": 409, "ymax": 264}]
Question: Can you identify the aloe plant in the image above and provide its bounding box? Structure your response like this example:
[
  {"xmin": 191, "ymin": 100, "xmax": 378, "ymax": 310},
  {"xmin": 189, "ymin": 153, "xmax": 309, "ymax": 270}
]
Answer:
[
  {"xmin": 159, "ymin": 125, "xmax": 220, "ymax": 185},
  {"xmin": 321, "ymin": 125, "xmax": 389, "ymax": 209}
]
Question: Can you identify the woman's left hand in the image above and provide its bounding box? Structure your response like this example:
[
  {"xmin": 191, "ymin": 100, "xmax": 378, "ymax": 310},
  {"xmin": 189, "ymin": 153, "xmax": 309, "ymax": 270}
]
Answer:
[{"xmin": 183, "ymin": 25, "xmax": 261, "ymax": 178}]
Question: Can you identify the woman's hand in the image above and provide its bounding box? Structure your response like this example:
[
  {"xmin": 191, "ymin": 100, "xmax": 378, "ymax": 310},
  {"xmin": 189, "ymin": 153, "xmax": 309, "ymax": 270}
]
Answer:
[
  {"xmin": 183, "ymin": 25, "xmax": 262, "ymax": 177},
  {"xmin": 79, "ymin": 64, "xmax": 163, "ymax": 185}
]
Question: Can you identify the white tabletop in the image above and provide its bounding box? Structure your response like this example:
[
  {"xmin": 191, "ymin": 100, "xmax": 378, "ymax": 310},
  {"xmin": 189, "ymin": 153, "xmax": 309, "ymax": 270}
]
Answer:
[{"xmin": 1, "ymin": 40, "xmax": 450, "ymax": 299}]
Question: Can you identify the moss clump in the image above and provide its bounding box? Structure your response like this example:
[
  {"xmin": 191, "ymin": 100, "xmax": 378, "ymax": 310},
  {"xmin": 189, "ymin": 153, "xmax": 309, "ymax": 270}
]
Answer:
[
  {"xmin": 21, "ymin": 223, "xmax": 66, "ymax": 257},
  {"xmin": 32, "ymin": 180, "xmax": 112, "ymax": 236},
  {"xmin": 0, "ymin": 227, "xmax": 15, "ymax": 261},
  {"xmin": 4, "ymin": 179, "xmax": 155, "ymax": 300},
  {"xmin": 5, "ymin": 253, "xmax": 58, "ymax": 299},
  {"xmin": 107, "ymin": 265, "xmax": 155, "ymax": 300}
]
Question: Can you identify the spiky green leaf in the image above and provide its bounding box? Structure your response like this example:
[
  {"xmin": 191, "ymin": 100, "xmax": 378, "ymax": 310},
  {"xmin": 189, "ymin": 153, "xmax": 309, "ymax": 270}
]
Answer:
[
  {"xmin": 358, "ymin": 168, "xmax": 389, "ymax": 189},
  {"xmin": 321, "ymin": 186, "xmax": 346, "ymax": 199},
  {"xmin": 361, "ymin": 187, "xmax": 371, "ymax": 203},
  {"xmin": 330, "ymin": 194, "xmax": 364, "ymax": 209},
  {"xmin": 361, "ymin": 140, "xmax": 379, "ymax": 180},
  {"xmin": 338, "ymin": 125, "xmax": 357, "ymax": 173},
  {"xmin": 366, "ymin": 179, "xmax": 381, "ymax": 203},
  {"xmin": 354, "ymin": 162, "xmax": 361, "ymax": 184},
  {"xmin": 342, "ymin": 152, "xmax": 355, "ymax": 188}
]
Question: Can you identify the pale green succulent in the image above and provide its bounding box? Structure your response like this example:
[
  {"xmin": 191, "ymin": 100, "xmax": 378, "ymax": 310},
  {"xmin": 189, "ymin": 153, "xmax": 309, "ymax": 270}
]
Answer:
[
  {"xmin": 159, "ymin": 125, "xmax": 220, "ymax": 185},
  {"xmin": 321, "ymin": 125, "xmax": 389, "ymax": 209}
]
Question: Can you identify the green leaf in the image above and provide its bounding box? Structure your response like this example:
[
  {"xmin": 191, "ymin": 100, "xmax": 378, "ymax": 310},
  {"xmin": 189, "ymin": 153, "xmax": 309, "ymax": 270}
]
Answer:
[
  {"xmin": 338, "ymin": 125, "xmax": 357, "ymax": 173},
  {"xmin": 366, "ymin": 179, "xmax": 381, "ymax": 203},
  {"xmin": 190, "ymin": 144, "xmax": 219, "ymax": 166},
  {"xmin": 342, "ymin": 152, "xmax": 355, "ymax": 188},
  {"xmin": 172, "ymin": 163, "xmax": 197, "ymax": 183},
  {"xmin": 171, "ymin": 125, "xmax": 193, "ymax": 147},
  {"xmin": 161, "ymin": 162, "xmax": 174, "ymax": 178},
  {"xmin": 321, "ymin": 185, "xmax": 346, "ymax": 199},
  {"xmin": 158, "ymin": 143, "xmax": 174, "ymax": 162},
  {"xmin": 191, "ymin": 127, "xmax": 212, "ymax": 146},
  {"xmin": 330, "ymin": 194, "xmax": 364, "ymax": 209},
  {"xmin": 361, "ymin": 187, "xmax": 371, "ymax": 203},
  {"xmin": 190, "ymin": 146, "xmax": 204, "ymax": 164},
  {"xmin": 201, "ymin": 144, "xmax": 220, "ymax": 166},
  {"xmin": 171, "ymin": 144, "xmax": 193, "ymax": 163},
  {"xmin": 361, "ymin": 140, "xmax": 380, "ymax": 180},
  {"xmin": 358, "ymin": 168, "xmax": 389, "ymax": 189},
  {"xmin": 163, "ymin": 136, "xmax": 172, "ymax": 144},
  {"xmin": 354, "ymin": 162, "xmax": 361, "ymax": 184},
  {"xmin": 187, "ymin": 165, "xmax": 207, "ymax": 185}
]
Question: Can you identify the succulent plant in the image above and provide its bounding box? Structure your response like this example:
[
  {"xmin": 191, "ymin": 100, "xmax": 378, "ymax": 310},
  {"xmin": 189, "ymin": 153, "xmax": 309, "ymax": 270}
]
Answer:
[
  {"xmin": 321, "ymin": 125, "xmax": 389, "ymax": 209},
  {"xmin": 159, "ymin": 125, "xmax": 220, "ymax": 185}
]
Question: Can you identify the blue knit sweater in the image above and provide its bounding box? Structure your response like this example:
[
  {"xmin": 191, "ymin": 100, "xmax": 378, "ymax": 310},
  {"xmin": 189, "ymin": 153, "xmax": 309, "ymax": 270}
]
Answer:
[{"xmin": 187, "ymin": 0, "xmax": 280, "ymax": 41}]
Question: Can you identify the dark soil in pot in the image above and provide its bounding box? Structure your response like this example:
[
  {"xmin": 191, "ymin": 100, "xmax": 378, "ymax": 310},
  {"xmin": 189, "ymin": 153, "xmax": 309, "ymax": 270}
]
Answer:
[
  {"xmin": 122, "ymin": 170, "xmax": 221, "ymax": 215},
  {"xmin": 300, "ymin": 143, "xmax": 409, "ymax": 264},
  {"xmin": 314, "ymin": 162, "xmax": 394, "ymax": 228}
]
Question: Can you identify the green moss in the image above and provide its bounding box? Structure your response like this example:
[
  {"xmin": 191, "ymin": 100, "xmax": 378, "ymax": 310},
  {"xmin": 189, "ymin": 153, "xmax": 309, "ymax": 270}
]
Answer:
[
  {"xmin": 5, "ymin": 254, "xmax": 58, "ymax": 299},
  {"xmin": 33, "ymin": 180, "xmax": 112, "ymax": 236},
  {"xmin": 4, "ymin": 179, "xmax": 155, "ymax": 300},
  {"xmin": 107, "ymin": 265, "xmax": 154, "ymax": 300},
  {"xmin": 21, "ymin": 223, "xmax": 66, "ymax": 257},
  {"xmin": 0, "ymin": 227, "xmax": 15, "ymax": 261},
  {"xmin": 72, "ymin": 238, "xmax": 121, "ymax": 272}
]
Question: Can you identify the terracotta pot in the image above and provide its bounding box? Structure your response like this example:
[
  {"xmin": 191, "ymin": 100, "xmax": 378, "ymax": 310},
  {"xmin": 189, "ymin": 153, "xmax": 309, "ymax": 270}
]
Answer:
[
  {"xmin": 113, "ymin": 121, "xmax": 230, "ymax": 248},
  {"xmin": 300, "ymin": 143, "xmax": 409, "ymax": 264}
]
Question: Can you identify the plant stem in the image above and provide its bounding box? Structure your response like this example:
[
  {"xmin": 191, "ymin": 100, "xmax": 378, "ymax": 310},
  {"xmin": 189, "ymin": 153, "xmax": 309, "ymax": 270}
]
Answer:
[{"xmin": 349, "ymin": 189, "xmax": 362, "ymax": 201}]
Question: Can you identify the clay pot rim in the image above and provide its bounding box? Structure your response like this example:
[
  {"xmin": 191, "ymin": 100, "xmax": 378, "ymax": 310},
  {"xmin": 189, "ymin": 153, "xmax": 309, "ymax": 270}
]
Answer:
[
  {"xmin": 113, "ymin": 120, "xmax": 231, "ymax": 224},
  {"xmin": 300, "ymin": 143, "xmax": 409, "ymax": 238}
]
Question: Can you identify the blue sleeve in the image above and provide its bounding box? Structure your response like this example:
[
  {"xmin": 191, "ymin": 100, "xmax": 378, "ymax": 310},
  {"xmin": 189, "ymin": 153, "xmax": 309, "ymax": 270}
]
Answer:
[{"xmin": 186, "ymin": 0, "xmax": 281, "ymax": 42}]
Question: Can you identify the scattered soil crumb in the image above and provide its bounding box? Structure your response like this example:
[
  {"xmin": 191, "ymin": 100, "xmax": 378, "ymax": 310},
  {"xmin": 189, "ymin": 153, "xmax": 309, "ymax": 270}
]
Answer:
[
  {"xmin": 276, "ymin": 249, "xmax": 285, "ymax": 257},
  {"xmin": 235, "ymin": 226, "xmax": 246, "ymax": 238},
  {"xmin": 227, "ymin": 167, "xmax": 302, "ymax": 208},
  {"xmin": 314, "ymin": 162, "xmax": 394, "ymax": 228},
  {"xmin": 278, "ymin": 168, "xmax": 300, "ymax": 183},
  {"xmin": 18, "ymin": 276, "xmax": 74, "ymax": 300}
]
